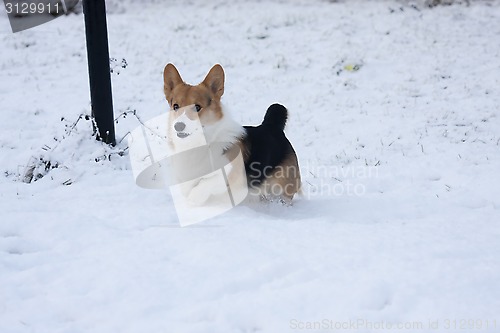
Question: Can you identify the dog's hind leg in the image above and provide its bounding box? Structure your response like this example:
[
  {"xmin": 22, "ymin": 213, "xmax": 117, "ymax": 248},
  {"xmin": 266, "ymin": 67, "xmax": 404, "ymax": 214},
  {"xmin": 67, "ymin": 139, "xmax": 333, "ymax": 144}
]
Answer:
[{"xmin": 259, "ymin": 153, "xmax": 301, "ymax": 204}]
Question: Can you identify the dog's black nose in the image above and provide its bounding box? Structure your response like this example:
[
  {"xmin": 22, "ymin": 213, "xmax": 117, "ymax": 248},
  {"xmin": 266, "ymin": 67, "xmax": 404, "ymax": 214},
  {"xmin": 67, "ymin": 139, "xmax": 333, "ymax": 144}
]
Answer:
[{"xmin": 174, "ymin": 122, "xmax": 186, "ymax": 132}]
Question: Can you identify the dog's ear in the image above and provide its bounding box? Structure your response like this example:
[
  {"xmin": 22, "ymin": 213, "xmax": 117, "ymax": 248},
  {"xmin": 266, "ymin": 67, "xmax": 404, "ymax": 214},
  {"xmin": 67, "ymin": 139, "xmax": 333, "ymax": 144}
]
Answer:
[
  {"xmin": 163, "ymin": 63, "xmax": 183, "ymax": 102},
  {"xmin": 202, "ymin": 64, "xmax": 225, "ymax": 99}
]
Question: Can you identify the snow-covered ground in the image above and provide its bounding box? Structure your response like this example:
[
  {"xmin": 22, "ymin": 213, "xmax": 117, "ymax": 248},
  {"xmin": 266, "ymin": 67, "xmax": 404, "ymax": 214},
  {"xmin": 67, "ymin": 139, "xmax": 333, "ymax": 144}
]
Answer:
[{"xmin": 1, "ymin": 1, "xmax": 500, "ymax": 332}]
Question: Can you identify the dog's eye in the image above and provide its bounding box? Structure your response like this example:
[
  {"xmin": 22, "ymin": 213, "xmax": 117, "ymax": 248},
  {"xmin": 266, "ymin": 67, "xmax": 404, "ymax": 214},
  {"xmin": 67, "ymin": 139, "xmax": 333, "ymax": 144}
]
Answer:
[
  {"xmin": 173, "ymin": 104, "xmax": 179, "ymax": 111},
  {"xmin": 195, "ymin": 104, "xmax": 202, "ymax": 112}
]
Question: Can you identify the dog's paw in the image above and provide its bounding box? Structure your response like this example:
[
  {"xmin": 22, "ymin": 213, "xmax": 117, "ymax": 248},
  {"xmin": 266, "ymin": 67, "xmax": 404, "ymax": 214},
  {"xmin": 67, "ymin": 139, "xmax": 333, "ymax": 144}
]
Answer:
[
  {"xmin": 261, "ymin": 194, "xmax": 293, "ymax": 206},
  {"xmin": 187, "ymin": 185, "xmax": 211, "ymax": 206}
]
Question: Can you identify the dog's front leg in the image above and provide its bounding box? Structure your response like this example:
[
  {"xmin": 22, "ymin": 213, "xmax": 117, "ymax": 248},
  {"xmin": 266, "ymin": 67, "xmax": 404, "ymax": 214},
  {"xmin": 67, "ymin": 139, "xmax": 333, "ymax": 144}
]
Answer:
[{"xmin": 187, "ymin": 172, "xmax": 228, "ymax": 206}]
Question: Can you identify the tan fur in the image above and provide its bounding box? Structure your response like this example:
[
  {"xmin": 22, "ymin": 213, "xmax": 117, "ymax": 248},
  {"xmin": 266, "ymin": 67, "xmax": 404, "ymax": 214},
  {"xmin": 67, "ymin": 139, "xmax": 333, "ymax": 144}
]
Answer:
[{"xmin": 223, "ymin": 143, "xmax": 248, "ymax": 198}]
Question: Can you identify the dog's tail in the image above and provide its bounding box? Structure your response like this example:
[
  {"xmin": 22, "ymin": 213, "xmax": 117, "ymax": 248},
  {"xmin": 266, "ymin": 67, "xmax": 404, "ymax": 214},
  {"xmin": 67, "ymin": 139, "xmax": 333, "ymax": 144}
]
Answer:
[{"xmin": 261, "ymin": 103, "xmax": 288, "ymax": 130}]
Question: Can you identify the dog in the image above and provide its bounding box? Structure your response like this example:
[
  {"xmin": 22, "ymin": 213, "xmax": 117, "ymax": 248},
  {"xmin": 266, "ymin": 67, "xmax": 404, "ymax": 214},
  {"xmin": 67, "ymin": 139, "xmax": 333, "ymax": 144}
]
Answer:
[{"xmin": 163, "ymin": 63, "xmax": 301, "ymax": 205}]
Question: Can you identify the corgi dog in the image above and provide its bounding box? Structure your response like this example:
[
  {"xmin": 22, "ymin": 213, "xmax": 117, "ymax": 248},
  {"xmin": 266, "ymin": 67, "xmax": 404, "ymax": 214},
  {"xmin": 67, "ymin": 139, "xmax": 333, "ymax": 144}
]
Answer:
[{"xmin": 163, "ymin": 63, "xmax": 301, "ymax": 205}]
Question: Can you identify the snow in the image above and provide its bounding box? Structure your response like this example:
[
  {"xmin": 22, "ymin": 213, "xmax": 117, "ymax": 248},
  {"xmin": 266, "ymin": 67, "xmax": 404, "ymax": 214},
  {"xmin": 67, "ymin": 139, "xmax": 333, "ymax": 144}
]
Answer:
[{"xmin": 1, "ymin": 1, "xmax": 500, "ymax": 332}]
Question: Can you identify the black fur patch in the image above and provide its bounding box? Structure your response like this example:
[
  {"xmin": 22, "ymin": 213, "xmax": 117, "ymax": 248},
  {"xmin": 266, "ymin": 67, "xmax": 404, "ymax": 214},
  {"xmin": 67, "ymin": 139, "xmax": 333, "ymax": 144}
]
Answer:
[{"xmin": 242, "ymin": 104, "xmax": 295, "ymax": 188}]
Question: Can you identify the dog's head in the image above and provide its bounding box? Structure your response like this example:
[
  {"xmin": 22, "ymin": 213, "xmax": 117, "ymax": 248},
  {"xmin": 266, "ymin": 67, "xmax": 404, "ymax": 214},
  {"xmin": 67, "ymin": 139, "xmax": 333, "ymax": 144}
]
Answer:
[{"xmin": 163, "ymin": 64, "xmax": 225, "ymax": 148}]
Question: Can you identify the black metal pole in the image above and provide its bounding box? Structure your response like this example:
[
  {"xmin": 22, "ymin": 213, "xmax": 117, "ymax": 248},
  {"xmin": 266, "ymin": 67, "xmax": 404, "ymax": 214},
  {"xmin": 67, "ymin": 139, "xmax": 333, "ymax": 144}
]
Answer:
[{"xmin": 83, "ymin": 0, "xmax": 116, "ymax": 145}]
